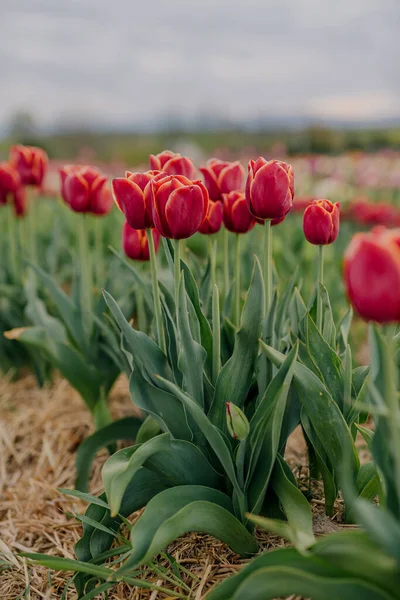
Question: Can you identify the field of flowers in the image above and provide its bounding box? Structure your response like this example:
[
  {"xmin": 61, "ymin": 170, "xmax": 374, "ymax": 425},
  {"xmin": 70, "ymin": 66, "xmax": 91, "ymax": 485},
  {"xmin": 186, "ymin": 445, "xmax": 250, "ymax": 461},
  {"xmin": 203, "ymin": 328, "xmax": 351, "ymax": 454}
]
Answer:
[{"xmin": 1, "ymin": 144, "xmax": 400, "ymax": 599}]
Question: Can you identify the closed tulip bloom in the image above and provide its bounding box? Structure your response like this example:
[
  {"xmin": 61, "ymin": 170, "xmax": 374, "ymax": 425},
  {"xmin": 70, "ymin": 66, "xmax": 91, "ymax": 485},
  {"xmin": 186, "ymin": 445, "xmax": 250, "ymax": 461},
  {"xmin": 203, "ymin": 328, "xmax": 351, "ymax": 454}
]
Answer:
[
  {"xmin": 199, "ymin": 158, "xmax": 244, "ymax": 201},
  {"xmin": 122, "ymin": 222, "xmax": 160, "ymax": 261},
  {"xmin": 112, "ymin": 170, "xmax": 160, "ymax": 229},
  {"xmin": 198, "ymin": 200, "xmax": 224, "ymax": 234},
  {"xmin": 150, "ymin": 174, "xmax": 209, "ymax": 239},
  {"xmin": 149, "ymin": 150, "xmax": 196, "ymax": 179},
  {"xmin": 223, "ymin": 190, "xmax": 256, "ymax": 234},
  {"xmin": 60, "ymin": 165, "xmax": 113, "ymax": 215},
  {"xmin": 303, "ymin": 199, "xmax": 340, "ymax": 245},
  {"xmin": 0, "ymin": 162, "xmax": 26, "ymax": 217},
  {"xmin": 246, "ymin": 158, "xmax": 294, "ymax": 220},
  {"xmin": 10, "ymin": 145, "xmax": 48, "ymax": 187},
  {"xmin": 344, "ymin": 227, "xmax": 400, "ymax": 323}
]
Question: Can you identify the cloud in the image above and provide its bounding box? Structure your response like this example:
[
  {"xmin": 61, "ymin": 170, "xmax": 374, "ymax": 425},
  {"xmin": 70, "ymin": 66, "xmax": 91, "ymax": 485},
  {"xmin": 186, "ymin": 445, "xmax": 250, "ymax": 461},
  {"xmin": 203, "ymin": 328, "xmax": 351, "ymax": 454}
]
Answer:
[{"xmin": 0, "ymin": 0, "xmax": 399, "ymax": 128}]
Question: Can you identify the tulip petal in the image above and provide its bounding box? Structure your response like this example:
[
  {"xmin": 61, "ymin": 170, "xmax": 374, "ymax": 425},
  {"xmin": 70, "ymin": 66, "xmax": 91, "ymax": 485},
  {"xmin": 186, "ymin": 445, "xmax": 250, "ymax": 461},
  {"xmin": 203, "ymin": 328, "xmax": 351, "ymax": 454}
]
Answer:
[
  {"xmin": 199, "ymin": 166, "xmax": 221, "ymax": 200},
  {"xmin": 112, "ymin": 178, "xmax": 149, "ymax": 228},
  {"xmin": 163, "ymin": 156, "xmax": 196, "ymax": 179},
  {"xmin": 218, "ymin": 162, "xmax": 244, "ymax": 195},
  {"xmin": 64, "ymin": 174, "xmax": 90, "ymax": 212},
  {"xmin": 249, "ymin": 162, "xmax": 292, "ymax": 220},
  {"xmin": 165, "ymin": 185, "xmax": 205, "ymax": 239},
  {"xmin": 344, "ymin": 235, "xmax": 400, "ymax": 322},
  {"xmin": 303, "ymin": 204, "xmax": 333, "ymax": 245}
]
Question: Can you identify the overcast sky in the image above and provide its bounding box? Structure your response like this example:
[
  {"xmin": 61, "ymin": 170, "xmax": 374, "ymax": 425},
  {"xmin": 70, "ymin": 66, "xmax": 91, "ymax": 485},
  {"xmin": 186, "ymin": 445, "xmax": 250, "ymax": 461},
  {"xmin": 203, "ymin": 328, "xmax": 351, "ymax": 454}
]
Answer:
[{"xmin": 1, "ymin": 0, "xmax": 399, "ymax": 129}]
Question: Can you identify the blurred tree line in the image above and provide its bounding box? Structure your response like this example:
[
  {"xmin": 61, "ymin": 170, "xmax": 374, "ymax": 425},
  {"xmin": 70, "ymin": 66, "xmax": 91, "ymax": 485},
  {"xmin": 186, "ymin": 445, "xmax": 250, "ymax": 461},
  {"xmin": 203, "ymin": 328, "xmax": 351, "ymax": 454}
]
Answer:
[{"xmin": 1, "ymin": 111, "xmax": 399, "ymax": 163}]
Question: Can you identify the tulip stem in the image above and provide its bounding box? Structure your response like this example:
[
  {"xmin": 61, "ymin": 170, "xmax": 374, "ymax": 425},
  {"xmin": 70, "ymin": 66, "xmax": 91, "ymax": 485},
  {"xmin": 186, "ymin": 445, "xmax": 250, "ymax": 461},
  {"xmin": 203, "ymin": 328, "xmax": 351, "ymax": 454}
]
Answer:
[
  {"xmin": 223, "ymin": 227, "xmax": 229, "ymax": 298},
  {"xmin": 78, "ymin": 214, "xmax": 93, "ymax": 337},
  {"xmin": 94, "ymin": 217, "xmax": 103, "ymax": 287},
  {"xmin": 7, "ymin": 204, "xmax": 19, "ymax": 282},
  {"xmin": 208, "ymin": 237, "xmax": 217, "ymax": 288},
  {"xmin": 263, "ymin": 219, "xmax": 272, "ymax": 318},
  {"xmin": 27, "ymin": 188, "xmax": 38, "ymax": 265},
  {"xmin": 174, "ymin": 238, "xmax": 183, "ymax": 318},
  {"xmin": 234, "ymin": 234, "xmax": 241, "ymax": 327},
  {"xmin": 146, "ymin": 229, "xmax": 166, "ymax": 354},
  {"xmin": 316, "ymin": 245, "xmax": 324, "ymax": 332},
  {"xmin": 212, "ymin": 285, "xmax": 221, "ymax": 384}
]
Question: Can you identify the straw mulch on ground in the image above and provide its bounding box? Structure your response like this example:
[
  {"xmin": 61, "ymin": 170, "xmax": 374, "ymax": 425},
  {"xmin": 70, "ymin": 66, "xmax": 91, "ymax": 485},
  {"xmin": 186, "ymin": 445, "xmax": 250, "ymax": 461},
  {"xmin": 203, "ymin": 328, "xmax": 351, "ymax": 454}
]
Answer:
[{"xmin": 0, "ymin": 372, "xmax": 351, "ymax": 600}]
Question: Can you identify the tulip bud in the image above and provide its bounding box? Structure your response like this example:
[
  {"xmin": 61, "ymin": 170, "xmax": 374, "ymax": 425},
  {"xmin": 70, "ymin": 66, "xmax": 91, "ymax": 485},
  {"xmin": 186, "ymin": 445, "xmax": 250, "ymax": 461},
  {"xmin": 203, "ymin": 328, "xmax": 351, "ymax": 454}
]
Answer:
[
  {"xmin": 112, "ymin": 170, "xmax": 161, "ymax": 229},
  {"xmin": 0, "ymin": 162, "xmax": 26, "ymax": 217},
  {"xmin": 303, "ymin": 199, "xmax": 340, "ymax": 245},
  {"xmin": 226, "ymin": 402, "xmax": 250, "ymax": 440},
  {"xmin": 198, "ymin": 200, "xmax": 224, "ymax": 234},
  {"xmin": 222, "ymin": 190, "xmax": 256, "ymax": 234},
  {"xmin": 149, "ymin": 150, "xmax": 197, "ymax": 179},
  {"xmin": 10, "ymin": 145, "xmax": 48, "ymax": 187},
  {"xmin": 122, "ymin": 222, "xmax": 160, "ymax": 261},
  {"xmin": 344, "ymin": 226, "xmax": 400, "ymax": 323},
  {"xmin": 246, "ymin": 158, "xmax": 294, "ymax": 220},
  {"xmin": 60, "ymin": 165, "xmax": 113, "ymax": 215},
  {"xmin": 199, "ymin": 158, "xmax": 244, "ymax": 201},
  {"xmin": 149, "ymin": 174, "xmax": 209, "ymax": 239}
]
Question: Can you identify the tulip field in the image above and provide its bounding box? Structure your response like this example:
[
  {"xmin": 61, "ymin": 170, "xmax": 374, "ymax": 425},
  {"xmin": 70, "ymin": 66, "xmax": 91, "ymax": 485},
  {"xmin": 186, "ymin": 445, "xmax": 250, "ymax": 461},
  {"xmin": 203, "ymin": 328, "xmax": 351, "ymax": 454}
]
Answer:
[{"xmin": 1, "ymin": 144, "xmax": 400, "ymax": 600}]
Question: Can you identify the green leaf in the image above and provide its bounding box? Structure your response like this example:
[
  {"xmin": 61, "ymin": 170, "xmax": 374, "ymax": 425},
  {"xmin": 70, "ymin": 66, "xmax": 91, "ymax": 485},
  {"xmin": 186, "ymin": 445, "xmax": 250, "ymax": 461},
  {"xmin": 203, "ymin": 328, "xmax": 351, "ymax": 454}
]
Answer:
[
  {"xmin": 13, "ymin": 327, "xmax": 101, "ymax": 410},
  {"xmin": 355, "ymin": 424, "xmax": 374, "ymax": 450},
  {"xmin": 164, "ymin": 238, "xmax": 213, "ymax": 373},
  {"xmin": 74, "ymin": 467, "xmax": 170, "ymax": 594},
  {"xmin": 116, "ymin": 486, "xmax": 258, "ymax": 575},
  {"xmin": 57, "ymin": 488, "xmax": 109, "ymax": 509},
  {"xmin": 155, "ymin": 376, "xmax": 245, "ymax": 510},
  {"xmin": 320, "ymin": 282, "xmax": 336, "ymax": 349},
  {"xmin": 27, "ymin": 263, "xmax": 88, "ymax": 353},
  {"xmin": 214, "ymin": 565, "xmax": 393, "ymax": 600},
  {"xmin": 129, "ymin": 369, "xmax": 194, "ymax": 442},
  {"xmin": 337, "ymin": 306, "xmax": 353, "ymax": 355},
  {"xmin": 75, "ymin": 416, "xmax": 143, "ymax": 491},
  {"xmin": 305, "ymin": 314, "xmax": 345, "ymax": 411},
  {"xmin": 260, "ymin": 343, "xmax": 359, "ymax": 478},
  {"xmin": 270, "ymin": 455, "xmax": 315, "ymax": 550},
  {"xmin": 176, "ymin": 272, "xmax": 206, "ymax": 407},
  {"xmin": 208, "ymin": 536, "xmax": 398, "ymax": 600},
  {"xmin": 209, "ymin": 257, "xmax": 264, "ymax": 430},
  {"xmin": 301, "ymin": 410, "xmax": 337, "ymax": 514},
  {"xmin": 103, "ymin": 290, "xmax": 172, "ymax": 383},
  {"xmin": 356, "ymin": 462, "xmax": 381, "ymax": 501},
  {"xmin": 103, "ymin": 433, "xmax": 221, "ymax": 516},
  {"xmin": 135, "ymin": 415, "xmax": 161, "ymax": 444},
  {"xmin": 108, "ymin": 246, "xmax": 153, "ymax": 311},
  {"xmin": 246, "ymin": 344, "xmax": 298, "ymax": 514},
  {"xmin": 275, "ymin": 268, "xmax": 298, "ymax": 341}
]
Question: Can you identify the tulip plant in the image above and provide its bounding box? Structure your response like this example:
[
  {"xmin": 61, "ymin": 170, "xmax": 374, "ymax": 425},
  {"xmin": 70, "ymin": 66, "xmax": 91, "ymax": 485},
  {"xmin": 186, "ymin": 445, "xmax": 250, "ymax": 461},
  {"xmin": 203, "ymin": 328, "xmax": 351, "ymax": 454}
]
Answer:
[
  {"xmin": 9, "ymin": 145, "xmax": 397, "ymax": 599},
  {"xmin": 208, "ymin": 236, "xmax": 400, "ymax": 600}
]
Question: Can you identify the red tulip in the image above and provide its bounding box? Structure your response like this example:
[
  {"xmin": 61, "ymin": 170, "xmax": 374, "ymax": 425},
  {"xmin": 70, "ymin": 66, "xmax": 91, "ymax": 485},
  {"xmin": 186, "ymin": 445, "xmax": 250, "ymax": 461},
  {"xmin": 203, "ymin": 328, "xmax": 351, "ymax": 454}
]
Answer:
[
  {"xmin": 344, "ymin": 198, "xmax": 398, "ymax": 227},
  {"xmin": 246, "ymin": 158, "xmax": 294, "ymax": 220},
  {"xmin": 10, "ymin": 145, "xmax": 48, "ymax": 187},
  {"xmin": 199, "ymin": 158, "xmax": 244, "ymax": 201},
  {"xmin": 122, "ymin": 222, "xmax": 160, "ymax": 261},
  {"xmin": 344, "ymin": 227, "xmax": 400, "ymax": 323},
  {"xmin": 198, "ymin": 200, "xmax": 224, "ymax": 234},
  {"xmin": 149, "ymin": 150, "xmax": 196, "ymax": 179},
  {"xmin": 149, "ymin": 174, "xmax": 209, "ymax": 239},
  {"xmin": 303, "ymin": 199, "xmax": 340, "ymax": 245},
  {"xmin": 112, "ymin": 170, "xmax": 161, "ymax": 229},
  {"xmin": 60, "ymin": 165, "xmax": 113, "ymax": 215},
  {"xmin": 222, "ymin": 190, "xmax": 256, "ymax": 234},
  {"xmin": 0, "ymin": 162, "xmax": 26, "ymax": 217}
]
